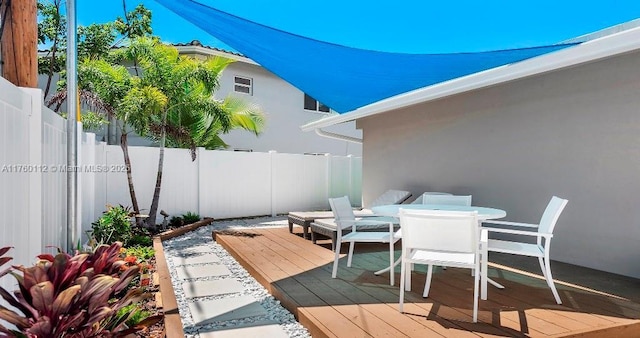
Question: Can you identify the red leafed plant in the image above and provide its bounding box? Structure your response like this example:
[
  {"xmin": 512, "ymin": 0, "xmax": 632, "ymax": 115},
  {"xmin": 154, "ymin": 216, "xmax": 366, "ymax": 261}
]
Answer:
[{"xmin": 0, "ymin": 242, "xmax": 161, "ymax": 337}]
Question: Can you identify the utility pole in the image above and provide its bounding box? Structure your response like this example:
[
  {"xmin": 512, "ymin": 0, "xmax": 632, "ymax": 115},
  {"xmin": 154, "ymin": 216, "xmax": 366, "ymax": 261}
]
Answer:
[
  {"xmin": 1, "ymin": 0, "xmax": 38, "ymax": 87},
  {"xmin": 66, "ymin": 0, "xmax": 79, "ymax": 251}
]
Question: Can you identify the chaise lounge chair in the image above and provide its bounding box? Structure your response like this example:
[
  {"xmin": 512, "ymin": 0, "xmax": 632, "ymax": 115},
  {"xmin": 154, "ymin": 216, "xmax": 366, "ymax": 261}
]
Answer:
[{"xmin": 288, "ymin": 189, "xmax": 411, "ymax": 239}]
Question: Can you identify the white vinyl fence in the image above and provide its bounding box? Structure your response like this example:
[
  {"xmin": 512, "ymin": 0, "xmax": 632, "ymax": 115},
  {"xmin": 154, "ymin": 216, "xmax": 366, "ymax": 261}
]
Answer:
[
  {"xmin": 102, "ymin": 146, "xmax": 362, "ymax": 220},
  {"xmin": 0, "ymin": 79, "xmax": 362, "ymax": 290}
]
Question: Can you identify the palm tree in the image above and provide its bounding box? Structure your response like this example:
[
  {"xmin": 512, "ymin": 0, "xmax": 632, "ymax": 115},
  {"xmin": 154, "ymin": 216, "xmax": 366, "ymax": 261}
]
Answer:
[
  {"xmin": 114, "ymin": 37, "xmax": 264, "ymax": 226},
  {"xmin": 52, "ymin": 37, "xmax": 265, "ymax": 227}
]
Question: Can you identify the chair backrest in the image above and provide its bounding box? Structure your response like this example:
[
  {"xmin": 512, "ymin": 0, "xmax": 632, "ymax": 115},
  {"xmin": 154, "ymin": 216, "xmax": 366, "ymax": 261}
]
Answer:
[
  {"xmin": 410, "ymin": 192, "xmax": 453, "ymax": 204},
  {"xmin": 399, "ymin": 209, "xmax": 478, "ymax": 254},
  {"xmin": 423, "ymin": 194, "xmax": 472, "ymax": 206},
  {"xmin": 329, "ymin": 196, "xmax": 356, "ymax": 223},
  {"xmin": 538, "ymin": 196, "xmax": 568, "ymax": 235},
  {"xmin": 369, "ymin": 189, "xmax": 412, "ymax": 208}
]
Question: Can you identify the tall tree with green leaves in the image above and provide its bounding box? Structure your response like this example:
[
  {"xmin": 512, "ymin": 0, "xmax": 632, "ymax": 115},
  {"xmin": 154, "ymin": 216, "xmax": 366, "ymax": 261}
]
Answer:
[
  {"xmin": 38, "ymin": 0, "xmax": 152, "ymax": 100},
  {"xmin": 66, "ymin": 38, "xmax": 264, "ymax": 226}
]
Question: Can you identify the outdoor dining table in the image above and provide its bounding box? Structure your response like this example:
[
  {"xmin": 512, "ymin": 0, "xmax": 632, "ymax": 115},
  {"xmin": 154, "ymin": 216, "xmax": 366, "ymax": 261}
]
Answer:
[{"xmin": 370, "ymin": 203, "xmax": 507, "ymax": 300}]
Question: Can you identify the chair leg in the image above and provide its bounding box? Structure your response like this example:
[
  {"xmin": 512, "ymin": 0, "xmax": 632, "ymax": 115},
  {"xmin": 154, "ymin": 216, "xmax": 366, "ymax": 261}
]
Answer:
[
  {"xmin": 423, "ymin": 265, "xmax": 433, "ymax": 298},
  {"xmin": 542, "ymin": 257, "xmax": 562, "ymax": 304},
  {"xmin": 347, "ymin": 241, "xmax": 355, "ymax": 267},
  {"xmin": 332, "ymin": 239, "xmax": 341, "ymax": 278},
  {"xmin": 389, "ymin": 240, "xmax": 395, "ymax": 286},
  {"xmin": 399, "ymin": 260, "xmax": 406, "ymax": 312},
  {"xmin": 538, "ymin": 256, "xmax": 548, "ymax": 279},
  {"xmin": 473, "ymin": 265, "xmax": 480, "ymax": 323}
]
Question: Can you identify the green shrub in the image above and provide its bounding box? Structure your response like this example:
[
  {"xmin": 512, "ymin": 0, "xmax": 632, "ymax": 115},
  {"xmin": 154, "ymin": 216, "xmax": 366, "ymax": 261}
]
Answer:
[
  {"xmin": 125, "ymin": 246, "xmax": 155, "ymax": 261},
  {"xmin": 181, "ymin": 211, "xmax": 201, "ymax": 225},
  {"xmin": 92, "ymin": 205, "xmax": 133, "ymax": 246},
  {"xmin": 116, "ymin": 304, "xmax": 151, "ymax": 328},
  {"xmin": 128, "ymin": 226, "xmax": 153, "ymax": 247},
  {"xmin": 169, "ymin": 215, "xmax": 183, "ymax": 228}
]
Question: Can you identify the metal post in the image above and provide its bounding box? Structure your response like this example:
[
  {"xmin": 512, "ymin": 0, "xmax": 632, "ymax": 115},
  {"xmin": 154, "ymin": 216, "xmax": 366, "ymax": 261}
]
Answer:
[{"xmin": 66, "ymin": 0, "xmax": 78, "ymax": 251}]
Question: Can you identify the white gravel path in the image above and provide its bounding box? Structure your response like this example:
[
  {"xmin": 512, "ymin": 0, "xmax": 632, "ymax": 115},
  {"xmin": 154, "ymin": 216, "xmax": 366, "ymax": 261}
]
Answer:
[{"xmin": 161, "ymin": 216, "xmax": 312, "ymax": 338}]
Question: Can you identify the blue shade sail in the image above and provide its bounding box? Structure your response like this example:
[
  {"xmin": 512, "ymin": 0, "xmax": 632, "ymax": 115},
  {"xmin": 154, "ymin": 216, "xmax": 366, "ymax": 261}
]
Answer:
[{"xmin": 154, "ymin": 0, "xmax": 578, "ymax": 113}]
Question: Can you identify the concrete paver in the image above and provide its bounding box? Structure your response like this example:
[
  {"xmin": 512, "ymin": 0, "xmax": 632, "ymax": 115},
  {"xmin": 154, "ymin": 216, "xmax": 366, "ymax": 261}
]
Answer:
[
  {"xmin": 182, "ymin": 279, "xmax": 245, "ymax": 298},
  {"xmin": 173, "ymin": 253, "xmax": 220, "ymax": 266},
  {"xmin": 198, "ymin": 321, "xmax": 289, "ymax": 338},
  {"xmin": 188, "ymin": 295, "xmax": 267, "ymax": 325},
  {"xmin": 176, "ymin": 264, "xmax": 231, "ymax": 279}
]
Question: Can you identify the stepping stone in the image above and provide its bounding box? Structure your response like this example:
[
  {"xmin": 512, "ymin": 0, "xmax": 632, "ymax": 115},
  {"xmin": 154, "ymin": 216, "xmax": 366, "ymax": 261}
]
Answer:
[
  {"xmin": 182, "ymin": 279, "xmax": 244, "ymax": 298},
  {"xmin": 176, "ymin": 265, "xmax": 231, "ymax": 280},
  {"xmin": 188, "ymin": 295, "xmax": 267, "ymax": 325},
  {"xmin": 180, "ymin": 245, "xmax": 211, "ymax": 254},
  {"xmin": 198, "ymin": 320, "xmax": 288, "ymax": 338},
  {"xmin": 173, "ymin": 253, "xmax": 220, "ymax": 266}
]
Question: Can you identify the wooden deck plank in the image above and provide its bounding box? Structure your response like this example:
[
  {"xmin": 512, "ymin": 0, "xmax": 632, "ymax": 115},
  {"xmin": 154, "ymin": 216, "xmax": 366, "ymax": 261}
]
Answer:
[{"xmin": 214, "ymin": 227, "xmax": 640, "ymax": 338}]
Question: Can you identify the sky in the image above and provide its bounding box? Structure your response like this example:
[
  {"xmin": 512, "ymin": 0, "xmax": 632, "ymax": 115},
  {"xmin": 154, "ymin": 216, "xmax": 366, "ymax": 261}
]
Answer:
[{"xmin": 74, "ymin": 0, "xmax": 640, "ymax": 54}]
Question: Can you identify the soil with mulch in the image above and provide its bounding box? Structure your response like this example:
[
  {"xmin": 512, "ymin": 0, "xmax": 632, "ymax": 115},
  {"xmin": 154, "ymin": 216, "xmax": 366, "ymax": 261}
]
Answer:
[{"xmin": 133, "ymin": 255, "xmax": 164, "ymax": 338}]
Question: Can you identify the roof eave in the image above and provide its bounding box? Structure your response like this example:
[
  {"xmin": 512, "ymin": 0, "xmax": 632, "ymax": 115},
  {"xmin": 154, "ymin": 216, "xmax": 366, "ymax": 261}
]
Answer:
[
  {"xmin": 174, "ymin": 45, "xmax": 258, "ymax": 65},
  {"xmin": 301, "ymin": 26, "xmax": 640, "ymax": 132}
]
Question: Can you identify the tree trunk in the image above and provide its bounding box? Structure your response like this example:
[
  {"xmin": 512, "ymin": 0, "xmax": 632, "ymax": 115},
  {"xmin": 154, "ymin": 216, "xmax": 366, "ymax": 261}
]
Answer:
[
  {"xmin": 146, "ymin": 113, "xmax": 167, "ymax": 227},
  {"xmin": 1, "ymin": 0, "xmax": 38, "ymax": 87},
  {"xmin": 120, "ymin": 133, "xmax": 141, "ymax": 221}
]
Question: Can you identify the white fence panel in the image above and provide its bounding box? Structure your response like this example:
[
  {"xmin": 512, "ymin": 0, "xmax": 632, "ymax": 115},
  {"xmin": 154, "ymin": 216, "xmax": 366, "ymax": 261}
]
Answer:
[
  {"xmin": 199, "ymin": 150, "xmax": 272, "ymax": 219},
  {"xmin": 157, "ymin": 147, "xmax": 199, "ymax": 217},
  {"xmin": 329, "ymin": 155, "xmax": 351, "ymax": 201},
  {"xmin": 41, "ymin": 105, "xmax": 67, "ymax": 252},
  {"xmin": 0, "ymin": 80, "xmax": 32, "ymax": 267},
  {"xmin": 0, "ymin": 82, "xmax": 45, "ymax": 300},
  {"xmin": 350, "ymin": 157, "xmax": 363, "ymax": 207},
  {"xmin": 272, "ymin": 153, "xmax": 328, "ymax": 213},
  {"xmin": 100, "ymin": 146, "xmax": 361, "ymax": 220}
]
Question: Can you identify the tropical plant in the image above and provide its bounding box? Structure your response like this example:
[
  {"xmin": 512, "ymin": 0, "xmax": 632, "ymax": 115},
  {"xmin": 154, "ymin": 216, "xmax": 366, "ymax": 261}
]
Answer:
[
  {"xmin": 0, "ymin": 247, "xmax": 11, "ymax": 279},
  {"xmin": 0, "ymin": 242, "xmax": 161, "ymax": 337},
  {"xmin": 181, "ymin": 212, "xmax": 201, "ymax": 225},
  {"xmin": 91, "ymin": 205, "xmax": 133, "ymax": 246}
]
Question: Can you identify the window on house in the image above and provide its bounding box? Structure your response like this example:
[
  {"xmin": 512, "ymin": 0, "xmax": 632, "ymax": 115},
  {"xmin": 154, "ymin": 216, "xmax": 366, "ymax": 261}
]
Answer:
[
  {"xmin": 234, "ymin": 76, "xmax": 253, "ymax": 95},
  {"xmin": 303, "ymin": 94, "xmax": 330, "ymax": 113}
]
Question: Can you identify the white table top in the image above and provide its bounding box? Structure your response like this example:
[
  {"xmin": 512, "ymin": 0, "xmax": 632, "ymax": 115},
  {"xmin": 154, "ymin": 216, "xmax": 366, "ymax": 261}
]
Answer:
[{"xmin": 371, "ymin": 204, "xmax": 506, "ymax": 220}]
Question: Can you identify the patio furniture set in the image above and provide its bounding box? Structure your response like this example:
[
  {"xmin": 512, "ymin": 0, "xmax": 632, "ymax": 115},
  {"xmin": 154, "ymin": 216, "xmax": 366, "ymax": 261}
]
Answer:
[{"xmin": 287, "ymin": 190, "xmax": 568, "ymax": 323}]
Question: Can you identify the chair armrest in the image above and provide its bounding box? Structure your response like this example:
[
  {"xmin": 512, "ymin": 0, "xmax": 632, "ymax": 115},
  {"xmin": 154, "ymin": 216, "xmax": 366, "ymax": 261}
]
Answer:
[
  {"xmin": 483, "ymin": 227, "xmax": 553, "ymax": 238},
  {"xmin": 482, "ymin": 220, "xmax": 539, "ymax": 228},
  {"xmin": 337, "ymin": 218, "xmax": 396, "ymax": 231},
  {"xmin": 480, "ymin": 228, "xmax": 488, "ymax": 244}
]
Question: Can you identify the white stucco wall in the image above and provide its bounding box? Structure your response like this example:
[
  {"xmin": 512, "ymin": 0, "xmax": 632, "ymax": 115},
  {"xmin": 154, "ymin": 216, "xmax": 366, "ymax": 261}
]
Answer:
[
  {"xmin": 215, "ymin": 61, "xmax": 362, "ymax": 156},
  {"xmin": 358, "ymin": 50, "xmax": 640, "ymax": 278}
]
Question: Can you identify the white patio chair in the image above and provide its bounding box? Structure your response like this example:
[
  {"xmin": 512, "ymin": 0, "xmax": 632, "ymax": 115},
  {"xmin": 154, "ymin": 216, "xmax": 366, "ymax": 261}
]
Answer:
[
  {"xmin": 482, "ymin": 196, "xmax": 568, "ymax": 304},
  {"xmin": 398, "ymin": 209, "xmax": 486, "ymax": 323},
  {"xmin": 410, "ymin": 192, "xmax": 453, "ymax": 204},
  {"xmin": 423, "ymin": 194, "xmax": 472, "ymax": 206},
  {"xmin": 329, "ymin": 196, "xmax": 400, "ymax": 285},
  {"xmin": 368, "ymin": 189, "xmax": 412, "ymax": 208}
]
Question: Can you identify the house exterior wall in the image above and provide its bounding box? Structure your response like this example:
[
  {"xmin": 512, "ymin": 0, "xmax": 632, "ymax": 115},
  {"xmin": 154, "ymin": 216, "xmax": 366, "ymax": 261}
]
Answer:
[
  {"xmin": 214, "ymin": 61, "xmax": 362, "ymax": 156},
  {"xmin": 357, "ymin": 50, "xmax": 640, "ymax": 278}
]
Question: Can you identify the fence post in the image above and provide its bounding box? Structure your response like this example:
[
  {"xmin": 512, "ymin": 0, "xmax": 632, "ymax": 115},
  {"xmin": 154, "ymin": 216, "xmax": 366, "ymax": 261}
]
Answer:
[
  {"xmin": 325, "ymin": 153, "xmax": 332, "ymax": 204},
  {"xmin": 269, "ymin": 150, "xmax": 277, "ymax": 217},
  {"xmin": 196, "ymin": 147, "xmax": 204, "ymax": 217},
  {"xmin": 347, "ymin": 154, "xmax": 353, "ymax": 205},
  {"xmin": 24, "ymin": 88, "xmax": 43, "ymax": 258}
]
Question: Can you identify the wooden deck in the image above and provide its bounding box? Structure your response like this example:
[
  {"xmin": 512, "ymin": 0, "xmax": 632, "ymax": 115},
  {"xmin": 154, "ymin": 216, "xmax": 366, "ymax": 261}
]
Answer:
[{"xmin": 214, "ymin": 227, "xmax": 640, "ymax": 338}]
